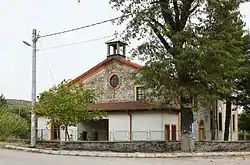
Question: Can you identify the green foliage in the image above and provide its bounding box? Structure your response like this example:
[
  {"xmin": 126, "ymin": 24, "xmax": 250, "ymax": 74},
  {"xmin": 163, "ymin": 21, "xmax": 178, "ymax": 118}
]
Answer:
[
  {"xmin": 0, "ymin": 108, "xmax": 30, "ymax": 141},
  {"xmin": 110, "ymin": 0, "xmax": 246, "ymax": 149},
  {"xmin": 236, "ymin": 33, "xmax": 250, "ymax": 110},
  {"xmin": 238, "ymin": 109, "xmax": 250, "ymax": 131},
  {"xmin": 35, "ymin": 79, "xmax": 105, "ymax": 127},
  {"xmin": 0, "ymin": 94, "xmax": 7, "ymax": 107},
  {"xmin": 6, "ymin": 99, "xmax": 31, "ymax": 123},
  {"xmin": 110, "ymin": 0, "xmax": 245, "ymax": 105}
]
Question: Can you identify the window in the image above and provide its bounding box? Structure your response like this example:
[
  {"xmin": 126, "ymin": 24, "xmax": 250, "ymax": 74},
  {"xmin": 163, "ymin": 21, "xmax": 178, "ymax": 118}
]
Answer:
[
  {"xmin": 219, "ymin": 112, "xmax": 222, "ymax": 131},
  {"xmin": 171, "ymin": 125, "xmax": 177, "ymax": 141},
  {"xmin": 232, "ymin": 114, "xmax": 235, "ymax": 131},
  {"xmin": 165, "ymin": 125, "xmax": 170, "ymax": 141},
  {"xmin": 109, "ymin": 74, "xmax": 119, "ymax": 88},
  {"xmin": 136, "ymin": 87, "xmax": 145, "ymax": 101}
]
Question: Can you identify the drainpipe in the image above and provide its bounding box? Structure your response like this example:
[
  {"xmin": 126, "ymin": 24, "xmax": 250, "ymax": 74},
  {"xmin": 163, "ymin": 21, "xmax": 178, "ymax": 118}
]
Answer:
[{"xmin": 128, "ymin": 111, "xmax": 132, "ymax": 141}]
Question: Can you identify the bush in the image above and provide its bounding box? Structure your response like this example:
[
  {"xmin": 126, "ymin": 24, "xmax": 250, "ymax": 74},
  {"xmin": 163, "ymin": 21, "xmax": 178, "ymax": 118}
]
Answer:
[{"xmin": 0, "ymin": 108, "xmax": 30, "ymax": 141}]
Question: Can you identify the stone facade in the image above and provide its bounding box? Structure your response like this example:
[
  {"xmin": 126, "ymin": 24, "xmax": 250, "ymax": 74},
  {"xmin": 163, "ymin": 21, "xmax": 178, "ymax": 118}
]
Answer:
[
  {"xmin": 36, "ymin": 140, "xmax": 250, "ymax": 153},
  {"xmin": 82, "ymin": 60, "xmax": 137, "ymax": 102}
]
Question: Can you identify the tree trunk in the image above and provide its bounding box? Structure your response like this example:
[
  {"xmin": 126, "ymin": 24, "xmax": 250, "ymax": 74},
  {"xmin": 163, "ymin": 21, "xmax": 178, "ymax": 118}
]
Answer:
[
  {"xmin": 224, "ymin": 100, "xmax": 232, "ymax": 141},
  {"xmin": 211, "ymin": 100, "xmax": 218, "ymax": 140},
  {"xmin": 65, "ymin": 126, "xmax": 71, "ymax": 141},
  {"xmin": 180, "ymin": 97, "xmax": 194, "ymax": 152}
]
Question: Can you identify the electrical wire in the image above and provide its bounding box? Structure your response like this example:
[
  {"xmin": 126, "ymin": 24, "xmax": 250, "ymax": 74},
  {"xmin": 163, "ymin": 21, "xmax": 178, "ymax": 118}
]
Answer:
[
  {"xmin": 38, "ymin": 41, "xmax": 56, "ymax": 83},
  {"xmin": 38, "ymin": 14, "xmax": 132, "ymax": 39},
  {"xmin": 39, "ymin": 34, "xmax": 115, "ymax": 51}
]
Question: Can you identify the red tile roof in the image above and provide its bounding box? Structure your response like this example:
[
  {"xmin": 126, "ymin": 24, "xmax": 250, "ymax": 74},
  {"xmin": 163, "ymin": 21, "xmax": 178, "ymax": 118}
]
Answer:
[
  {"xmin": 87, "ymin": 101, "xmax": 180, "ymax": 112},
  {"xmin": 70, "ymin": 55, "xmax": 141, "ymax": 84}
]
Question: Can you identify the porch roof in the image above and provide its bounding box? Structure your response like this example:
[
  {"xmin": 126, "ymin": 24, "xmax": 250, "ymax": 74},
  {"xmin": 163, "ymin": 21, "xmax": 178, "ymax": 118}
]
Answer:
[{"xmin": 87, "ymin": 101, "xmax": 180, "ymax": 112}]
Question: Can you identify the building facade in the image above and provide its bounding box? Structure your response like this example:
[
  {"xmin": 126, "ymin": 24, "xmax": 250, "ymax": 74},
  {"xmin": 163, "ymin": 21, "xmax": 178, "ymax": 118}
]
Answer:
[{"xmin": 37, "ymin": 40, "xmax": 238, "ymax": 142}]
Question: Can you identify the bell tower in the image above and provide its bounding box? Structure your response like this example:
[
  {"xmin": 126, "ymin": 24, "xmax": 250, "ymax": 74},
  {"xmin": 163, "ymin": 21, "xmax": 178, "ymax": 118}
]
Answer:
[{"xmin": 106, "ymin": 40, "xmax": 127, "ymax": 59}]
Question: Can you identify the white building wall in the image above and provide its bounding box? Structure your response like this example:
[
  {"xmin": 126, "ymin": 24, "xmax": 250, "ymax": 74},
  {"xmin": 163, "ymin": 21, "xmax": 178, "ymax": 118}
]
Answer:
[
  {"xmin": 108, "ymin": 112, "xmax": 130, "ymax": 141},
  {"xmin": 132, "ymin": 112, "xmax": 162, "ymax": 141},
  {"xmin": 194, "ymin": 100, "xmax": 239, "ymax": 141},
  {"xmin": 38, "ymin": 111, "xmax": 180, "ymax": 142},
  {"xmin": 59, "ymin": 126, "xmax": 78, "ymax": 141},
  {"xmin": 108, "ymin": 111, "xmax": 180, "ymax": 141},
  {"xmin": 37, "ymin": 117, "xmax": 51, "ymax": 140},
  {"xmin": 162, "ymin": 112, "xmax": 180, "ymax": 141}
]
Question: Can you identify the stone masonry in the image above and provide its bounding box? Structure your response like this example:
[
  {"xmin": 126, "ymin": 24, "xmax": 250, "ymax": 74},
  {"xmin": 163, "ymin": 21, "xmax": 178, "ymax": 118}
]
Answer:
[
  {"xmin": 35, "ymin": 141, "xmax": 250, "ymax": 153},
  {"xmin": 83, "ymin": 60, "xmax": 137, "ymax": 102}
]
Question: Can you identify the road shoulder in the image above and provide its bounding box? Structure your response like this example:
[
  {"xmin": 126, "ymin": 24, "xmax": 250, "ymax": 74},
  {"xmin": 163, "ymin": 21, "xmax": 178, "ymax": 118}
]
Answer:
[{"xmin": 3, "ymin": 144, "xmax": 250, "ymax": 158}]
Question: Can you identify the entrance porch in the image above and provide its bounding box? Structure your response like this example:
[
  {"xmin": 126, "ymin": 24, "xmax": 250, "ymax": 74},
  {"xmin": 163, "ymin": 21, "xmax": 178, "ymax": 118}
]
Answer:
[{"xmin": 77, "ymin": 119, "xmax": 109, "ymax": 141}]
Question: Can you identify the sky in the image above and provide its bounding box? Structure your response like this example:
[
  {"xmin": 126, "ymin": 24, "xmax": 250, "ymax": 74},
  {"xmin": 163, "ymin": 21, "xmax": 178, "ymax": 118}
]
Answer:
[{"xmin": 0, "ymin": 0, "xmax": 250, "ymax": 101}]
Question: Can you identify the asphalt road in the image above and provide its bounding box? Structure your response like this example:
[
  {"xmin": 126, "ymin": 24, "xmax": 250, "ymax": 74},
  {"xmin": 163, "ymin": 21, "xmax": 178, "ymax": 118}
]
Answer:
[{"xmin": 0, "ymin": 149, "xmax": 250, "ymax": 165}]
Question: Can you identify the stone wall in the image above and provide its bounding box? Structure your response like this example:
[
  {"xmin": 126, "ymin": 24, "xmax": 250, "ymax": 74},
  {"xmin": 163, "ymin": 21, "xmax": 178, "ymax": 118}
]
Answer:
[
  {"xmin": 83, "ymin": 60, "xmax": 137, "ymax": 102},
  {"xmin": 195, "ymin": 141, "xmax": 250, "ymax": 152},
  {"xmin": 36, "ymin": 140, "xmax": 250, "ymax": 153}
]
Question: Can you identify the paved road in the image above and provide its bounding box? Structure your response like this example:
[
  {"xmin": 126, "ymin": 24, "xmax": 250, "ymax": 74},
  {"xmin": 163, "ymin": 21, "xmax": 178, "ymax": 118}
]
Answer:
[{"xmin": 0, "ymin": 149, "xmax": 249, "ymax": 165}]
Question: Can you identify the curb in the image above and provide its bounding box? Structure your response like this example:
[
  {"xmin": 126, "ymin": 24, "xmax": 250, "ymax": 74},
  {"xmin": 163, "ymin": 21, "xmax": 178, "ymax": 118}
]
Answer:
[{"xmin": 3, "ymin": 145, "xmax": 250, "ymax": 158}]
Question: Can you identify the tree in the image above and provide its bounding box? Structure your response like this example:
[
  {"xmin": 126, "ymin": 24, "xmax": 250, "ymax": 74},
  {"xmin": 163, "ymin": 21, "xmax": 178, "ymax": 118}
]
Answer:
[
  {"xmin": 236, "ymin": 33, "xmax": 250, "ymax": 132},
  {"xmin": 238, "ymin": 109, "xmax": 250, "ymax": 131},
  {"xmin": 35, "ymin": 80, "xmax": 105, "ymax": 141},
  {"xmin": 0, "ymin": 107, "xmax": 29, "ymax": 141},
  {"xmin": 109, "ymin": 0, "xmax": 246, "ymax": 150},
  {"xmin": 0, "ymin": 94, "xmax": 7, "ymax": 107},
  {"xmin": 6, "ymin": 99, "xmax": 31, "ymax": 124},
  {"xmin": 198, "ymin": 1, "xmax": 245, "ymax": 141}
]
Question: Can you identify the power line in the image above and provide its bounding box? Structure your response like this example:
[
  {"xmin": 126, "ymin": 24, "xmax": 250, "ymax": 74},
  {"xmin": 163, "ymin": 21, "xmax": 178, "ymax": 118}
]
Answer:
[
  {"xmin": 38, "ymin": 14, "xmax": 132, "ymax": 39},
  {"xmin": 38, "ymin": 41, "xmax": 56, "ymax": 83},
  {"xmin": 39, "ymin": 34, "xmax": 115, "ymax": 51}
]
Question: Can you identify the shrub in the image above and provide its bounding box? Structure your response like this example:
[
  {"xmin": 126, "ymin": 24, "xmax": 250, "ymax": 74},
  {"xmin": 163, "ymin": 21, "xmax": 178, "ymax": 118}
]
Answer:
[{"xmin": 0, "ymin": 108, "xmax": 29, "ymax": 141}]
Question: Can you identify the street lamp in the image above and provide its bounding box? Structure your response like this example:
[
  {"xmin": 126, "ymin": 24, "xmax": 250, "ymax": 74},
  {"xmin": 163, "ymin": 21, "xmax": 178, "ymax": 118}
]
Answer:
[{"xmin": 23, "ymin": 41, "xmax": 32, "ymax": 47}]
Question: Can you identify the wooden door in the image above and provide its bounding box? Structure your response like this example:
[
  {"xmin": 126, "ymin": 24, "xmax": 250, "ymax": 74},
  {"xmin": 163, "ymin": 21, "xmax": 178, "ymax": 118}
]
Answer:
[
  {"xmin": 198, "ymin": 120, "xmax": 205, "ymax": 141},
  {"xmin": 171, "ymin": 125, "xmax": 177, "ymax": 141},
  {"xmin": 51, "ymin": 123, "xmax": 60, "ymax": 140},
  {"xmin": 165, "ymin": 125, "xmax": 170, "ymax": 141}
]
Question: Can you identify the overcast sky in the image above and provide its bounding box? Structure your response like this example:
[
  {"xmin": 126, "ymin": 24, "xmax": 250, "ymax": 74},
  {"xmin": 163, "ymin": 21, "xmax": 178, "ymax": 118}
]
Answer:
[{"xmin": 0, "ymin": 0, "xmax": 250, "ymax": 101}]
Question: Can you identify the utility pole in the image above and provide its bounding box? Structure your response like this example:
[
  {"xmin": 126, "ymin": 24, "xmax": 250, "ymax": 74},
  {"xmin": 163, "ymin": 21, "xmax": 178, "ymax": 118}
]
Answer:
[{"xmin": 31, "ymin": 29, "xmax": 38, "ymax": 147}]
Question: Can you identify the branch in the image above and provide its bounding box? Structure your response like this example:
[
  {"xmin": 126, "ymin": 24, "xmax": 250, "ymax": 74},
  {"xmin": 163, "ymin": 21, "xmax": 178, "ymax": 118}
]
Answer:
[
  {"xmin": 153, "ymin": 0, "xmax": 176, "ymax": 31},
  {"xmin": 148, "ymin": 21, "xmax": 171, "ymax": 50},
  {"xmin": 150, "ymin": 18, "xmax": 172, "ymax": 40},
  {"xmin": 180, "ymin": 0, "xmax": 196, "ymax": 30},
  {"xmin": 173, "ymin": 0, "xmax": 180, "ymax": 30}
]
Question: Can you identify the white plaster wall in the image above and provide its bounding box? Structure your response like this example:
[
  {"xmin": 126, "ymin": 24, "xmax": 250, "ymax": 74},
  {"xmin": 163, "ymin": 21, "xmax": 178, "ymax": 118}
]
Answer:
[
  {"xmin": 217, "ymin": 100, "xmax": 239, "ymax": 141},
  {"xmin": 37, "ymin": 117, "xmax": 51, "ymax": 140},
  {"xmin": 108, "ymin": 111, "xmax": 179, "ymax": 141},
  {"xmin": 108, "ymin": 112, "xmax": 130, "ymax": 141},
  {"xmin": 59, "ymin": 126, "xmax": 77, "ymax": 141},
  {"xmin": 194, "ymin": 100, "xmax": 239, "ymax": 141},
  {"xmin": 132, "ymin": 112, "xmax": 162, "ymax": 141},
  {"xmin": 162, "ymin": 112, "xmax": 179, "ymax": 141}
]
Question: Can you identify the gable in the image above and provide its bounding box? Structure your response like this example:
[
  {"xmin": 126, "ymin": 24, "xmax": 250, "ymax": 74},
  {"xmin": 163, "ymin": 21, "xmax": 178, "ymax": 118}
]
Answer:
[
  {"xmin": 82, "ymin": 60, "xmax": 138, "ymax": 102},
  {"xmin": 71, "ymin": 56, "xmax": 141, "ymax": 84}
]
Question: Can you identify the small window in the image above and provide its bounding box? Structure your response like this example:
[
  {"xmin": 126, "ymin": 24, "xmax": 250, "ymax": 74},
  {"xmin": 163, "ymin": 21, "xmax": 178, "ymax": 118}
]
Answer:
[
  {"xmin": 219, "ymin": 112, "xmax": 222, "ymax": 131},
  {"xmin": 136, "ymin": 87, "xmax": 145, "ymax": 101},
  {"xmin": 109, "ymin": 74, "xmax": 119, "ymax": 88},
  {"xmin": 232, "ymin": 114, "xmax": 235, "ymax": 131}
]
